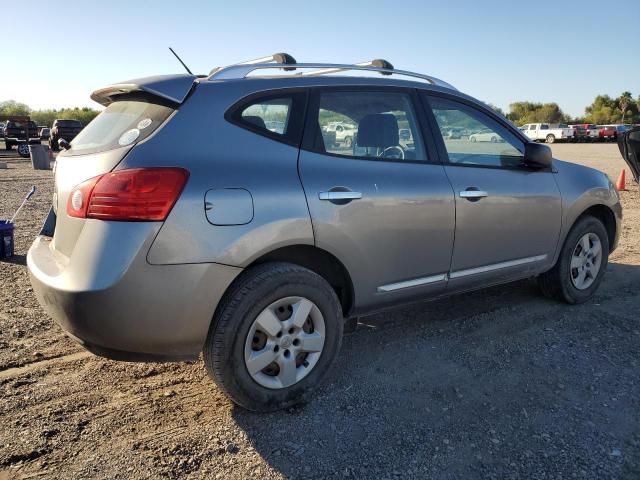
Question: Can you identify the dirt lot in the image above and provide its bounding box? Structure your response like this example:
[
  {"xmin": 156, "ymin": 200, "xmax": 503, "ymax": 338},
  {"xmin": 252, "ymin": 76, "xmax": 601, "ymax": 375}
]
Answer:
[{"xmin": 1, "ymin": 144, "xmax": 639, "ymax": 479}]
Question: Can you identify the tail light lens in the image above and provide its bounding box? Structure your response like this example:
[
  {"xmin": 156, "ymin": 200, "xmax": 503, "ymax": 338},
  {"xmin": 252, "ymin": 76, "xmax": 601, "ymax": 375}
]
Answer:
[{"xmin": 66, "ymin": 168, "xmax": 189, "ymax": 221}]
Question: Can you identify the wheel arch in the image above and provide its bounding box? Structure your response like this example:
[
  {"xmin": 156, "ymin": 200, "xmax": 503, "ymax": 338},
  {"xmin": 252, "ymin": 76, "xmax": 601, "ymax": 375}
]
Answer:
[
  {"xmin": 246, "ymin": 245, "xmax": 355, "ymax": 316},
  {"xmin": 575, "ymin": 204, "xmax": 617, "ymax": 253}
]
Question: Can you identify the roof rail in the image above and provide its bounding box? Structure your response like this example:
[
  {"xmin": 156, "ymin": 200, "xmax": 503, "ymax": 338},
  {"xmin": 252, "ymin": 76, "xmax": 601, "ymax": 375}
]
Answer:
[
  {"xmin": 207, "ymin": 61, "xmax": 456, "ymax": 90},
  {"xmin": 209, "ymin": 52, "xmax": 296, "ymax": 76},
  {"xmin": 299, "ymin": 58, "xmax": 395, "ymax": 77}
]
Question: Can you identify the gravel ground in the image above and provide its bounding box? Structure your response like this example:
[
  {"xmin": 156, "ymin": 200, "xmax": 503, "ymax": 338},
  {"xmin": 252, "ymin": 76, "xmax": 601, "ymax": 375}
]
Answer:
[{"xmin": 0, "ymin": 144, "xmax": 639, "ymax": 479}]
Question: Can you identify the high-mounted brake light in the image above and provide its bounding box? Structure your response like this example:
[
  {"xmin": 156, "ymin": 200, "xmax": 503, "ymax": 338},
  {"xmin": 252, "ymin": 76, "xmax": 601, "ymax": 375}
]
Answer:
[{"xmin": 66, "ymin": 168, "xmax": 189, "ymax": 221}]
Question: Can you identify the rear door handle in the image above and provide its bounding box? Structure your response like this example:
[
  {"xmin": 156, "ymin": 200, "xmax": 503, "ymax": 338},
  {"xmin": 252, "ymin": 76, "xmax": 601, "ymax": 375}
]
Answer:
[
  {"xmin": 459, "ymin": 190, "xmax": 488, "ymax": 199},
  {"xmin": 318, "ymin": 191, "xmax": 363, "ymax": 201}
]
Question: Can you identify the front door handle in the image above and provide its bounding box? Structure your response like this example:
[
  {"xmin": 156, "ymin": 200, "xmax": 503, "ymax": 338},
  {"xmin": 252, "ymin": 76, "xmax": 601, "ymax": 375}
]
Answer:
[
  {"xmin": 459, "ymin": 189, "xmax": 488, "ymax": 199},
  {"xmin": 318, "ymin": 191, "xmax": 363, "ymax": 201}
]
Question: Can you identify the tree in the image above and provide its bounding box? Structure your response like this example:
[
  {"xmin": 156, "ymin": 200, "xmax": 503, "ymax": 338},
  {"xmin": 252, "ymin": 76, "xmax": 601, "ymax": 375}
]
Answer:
[
  {"xmin": 619, "ymin": 91, "xmax": 632, "ymax": 124},
  {"xmin": 506, "ymin": 101, "xmax": 570, "ymax": 125},
  {"xmin": 487, "ymin": 103, "xmax": 505, "ymax": 116},
  {"xmin": 0, "ymin": 100, "xmax": 31, "ymax": 117}
]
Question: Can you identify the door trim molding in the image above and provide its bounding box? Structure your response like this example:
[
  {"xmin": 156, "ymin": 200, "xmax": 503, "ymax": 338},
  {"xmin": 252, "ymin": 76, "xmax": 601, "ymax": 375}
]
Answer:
[
  {"xmin": 449, "ymin": 254, "xmax": 547, "ymax": 279},
  {"xmin": 377, "ymin": 254, "xmax": 548, "ymax": 293},
  {"xmin": 377, "ymin": 273, "xmax": 448, "ymax": 293}
]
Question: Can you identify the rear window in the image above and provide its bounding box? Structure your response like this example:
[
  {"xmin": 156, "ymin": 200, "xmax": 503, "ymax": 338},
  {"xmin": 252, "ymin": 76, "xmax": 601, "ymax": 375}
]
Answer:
[
  {"xmin": 7, "ymin": 121, "xmax": 37, "ymax": 129},
  {"xmin": 69, "ymin": 101, "xmax": 173, "ymax": 155},
  {"xmin": 56, "ymin": 120, "xmax": 82, "ymax": 127}
]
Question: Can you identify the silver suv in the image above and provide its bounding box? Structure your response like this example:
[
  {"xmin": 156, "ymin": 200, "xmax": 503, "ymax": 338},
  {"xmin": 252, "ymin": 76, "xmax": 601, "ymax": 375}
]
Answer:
[{"xmin": 28, "ymin": 54, "xmax": 622, "ymax": 411}]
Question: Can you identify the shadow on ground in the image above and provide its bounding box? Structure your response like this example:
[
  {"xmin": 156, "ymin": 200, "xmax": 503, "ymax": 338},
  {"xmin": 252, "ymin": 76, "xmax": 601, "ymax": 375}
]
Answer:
[{"xmin": 232, "ymin": 263, "xmax": 640, "ymax": 478}]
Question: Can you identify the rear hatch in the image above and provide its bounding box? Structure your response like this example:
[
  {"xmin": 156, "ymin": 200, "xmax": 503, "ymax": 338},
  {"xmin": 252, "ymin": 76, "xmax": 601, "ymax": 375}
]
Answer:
[
  {"xmin": 618, "ymin": 127, "xmax": 640, "ymax": 183},
  {"xmin": 51, "ymin": 98, "xmax": 177, "ymax": 258}
]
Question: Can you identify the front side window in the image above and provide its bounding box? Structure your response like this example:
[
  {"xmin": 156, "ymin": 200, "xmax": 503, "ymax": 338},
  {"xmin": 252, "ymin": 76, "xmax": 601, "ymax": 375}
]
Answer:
[
  {"xmin": 427, "ymin": 96, "xmax": 524, "ymax": 168},
  {"xmin": 313, "ymin": 90, "xmax": 426, "ymax": 162}
]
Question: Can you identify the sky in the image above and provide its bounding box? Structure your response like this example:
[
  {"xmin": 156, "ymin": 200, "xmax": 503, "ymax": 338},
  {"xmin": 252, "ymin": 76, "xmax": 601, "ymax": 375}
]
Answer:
[{"xmin": 2, "ymin": 0, "xmax": 638, "ymax": 117}]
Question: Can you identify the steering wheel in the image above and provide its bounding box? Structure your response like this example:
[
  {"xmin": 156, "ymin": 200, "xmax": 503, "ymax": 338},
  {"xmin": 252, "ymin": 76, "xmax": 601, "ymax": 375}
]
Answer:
[{"xmin": 378, "ymin": 145, "xmax": 405, "ymax": 160}]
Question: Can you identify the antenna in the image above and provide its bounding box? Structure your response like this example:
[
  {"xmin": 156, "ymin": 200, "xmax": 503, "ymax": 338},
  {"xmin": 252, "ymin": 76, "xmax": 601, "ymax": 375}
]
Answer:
[{"xmin": 169, "ymin": 47, "xmax": 193, "ymax": 75}]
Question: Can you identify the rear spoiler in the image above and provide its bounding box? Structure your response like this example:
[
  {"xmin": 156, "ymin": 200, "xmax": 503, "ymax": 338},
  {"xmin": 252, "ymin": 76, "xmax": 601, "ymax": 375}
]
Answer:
[{"xmin": 90, "ymin": 74, "xmax": 197, "ymax": 106}]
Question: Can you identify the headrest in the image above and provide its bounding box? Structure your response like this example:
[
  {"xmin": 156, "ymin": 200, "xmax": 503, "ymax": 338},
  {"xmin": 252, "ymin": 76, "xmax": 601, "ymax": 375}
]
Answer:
[
  {"xmin": 243, "ymin": 115, "xmax": 266, "ymax": 130},
  {"xmin": 357, "ymin": 114, "xmax": 399, "ymax": 148}
]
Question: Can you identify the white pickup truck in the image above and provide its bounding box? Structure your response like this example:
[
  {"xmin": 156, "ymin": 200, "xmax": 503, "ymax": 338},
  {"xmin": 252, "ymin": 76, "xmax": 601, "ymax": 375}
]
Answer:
[{"xmin": 519, "ymin": 123, "xmax": 574, "ymax": 143}]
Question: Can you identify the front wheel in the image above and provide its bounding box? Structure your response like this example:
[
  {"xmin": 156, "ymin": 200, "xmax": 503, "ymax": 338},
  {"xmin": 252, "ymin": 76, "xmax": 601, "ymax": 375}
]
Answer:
[
  {"xmin": 537, "ymin": 216, "xmax": 609, "ymax": 304},
  {"xmin": 204, "ymin": 262, "xmax": 343, "ymax": 412},
  {"xmin": 546, "ymin": 134, "xmax": 556, "ymax": 144}
]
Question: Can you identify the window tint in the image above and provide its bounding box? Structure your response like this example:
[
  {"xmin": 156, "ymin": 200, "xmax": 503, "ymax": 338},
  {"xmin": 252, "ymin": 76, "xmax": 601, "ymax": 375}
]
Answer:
[
  {"xmin": 240, "ymin": 98, "xmax": 291, "ymax": 135},
  {"xmin": 314, "ymin": 91, "xmax": 426, "ymax": 162},
  {"xmin": 540, "ymin": 124, "xmax": 549, "ymax": 130},
  {"xmin": 428, "ymin": 96, "xmax": 524, "ymax": 168}
]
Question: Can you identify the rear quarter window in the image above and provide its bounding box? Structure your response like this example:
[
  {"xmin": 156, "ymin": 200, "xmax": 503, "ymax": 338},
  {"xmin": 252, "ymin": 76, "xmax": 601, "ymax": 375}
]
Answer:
[{"xmin": 225, "ymin": 90, "xmax": 307, "ymax": 146}]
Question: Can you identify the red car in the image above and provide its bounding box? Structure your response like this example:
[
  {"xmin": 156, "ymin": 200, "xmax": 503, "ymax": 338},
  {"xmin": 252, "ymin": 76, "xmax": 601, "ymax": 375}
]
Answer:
[{"xmin": 598, "ymin": 125, "xmax": 617, "ymax": 142}]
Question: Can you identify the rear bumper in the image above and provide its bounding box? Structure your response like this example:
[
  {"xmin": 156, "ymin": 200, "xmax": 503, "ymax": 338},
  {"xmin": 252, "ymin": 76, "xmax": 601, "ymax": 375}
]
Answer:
[{"xmin": 27, "ymin": 231, "xmax": 241, "ymax": 361}]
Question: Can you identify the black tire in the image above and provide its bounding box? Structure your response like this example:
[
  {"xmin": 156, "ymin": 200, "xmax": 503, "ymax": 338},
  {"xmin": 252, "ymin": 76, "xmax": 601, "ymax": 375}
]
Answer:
[
  {"xmin": 537, "ymin": 216, "xmax": 609, "ymax": 304},
  {"xmin": 546, "ymin": 134, "xmax": 555, "ymax": 144},
  {"xmin": 343, "ymin": 136, "xmax": 353, "ymax": 148},
  {"xmin": 17, "ymin": 144, "xmax": 30, "ymax": 158},
  {"xmin": 5, "ymin": 141, "xmax": 12, "ymax": 150},
  {"xmin": 203, "ymin": 262, "xmax": 343, "ymax": 412}
]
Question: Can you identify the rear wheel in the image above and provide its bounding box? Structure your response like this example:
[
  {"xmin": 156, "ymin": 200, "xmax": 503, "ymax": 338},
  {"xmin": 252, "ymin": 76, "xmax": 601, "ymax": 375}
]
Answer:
[
  {"xmin": 17, "ymin": 144, "xmax": 30, "ymax": 158},
  {"xmin": 203, "ymin": 262, "xmax": 343, "ymax": 411},
  {"xmin": 343, "ymin": 136, "xmax": 353, "ymax": 148},
  {"xmin": 537, "ymin": 216, "xmax": 609, "ymax": 304},
  {"xmin": 546, "ymin": 134, "xmax": 556, "ymax": 144}
]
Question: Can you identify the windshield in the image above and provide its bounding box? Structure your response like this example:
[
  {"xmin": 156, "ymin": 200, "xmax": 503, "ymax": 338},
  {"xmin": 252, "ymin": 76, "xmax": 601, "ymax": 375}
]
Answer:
[{"xmin": 70, "ymin": 100, "xmax": 174, "ymax": 155}]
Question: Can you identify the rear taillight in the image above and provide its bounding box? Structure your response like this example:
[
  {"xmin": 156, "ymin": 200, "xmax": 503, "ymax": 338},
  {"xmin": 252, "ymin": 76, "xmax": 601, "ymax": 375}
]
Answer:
[{"xmin": 66, "ymin": 168, "xmax": 189, "ymax": 221}]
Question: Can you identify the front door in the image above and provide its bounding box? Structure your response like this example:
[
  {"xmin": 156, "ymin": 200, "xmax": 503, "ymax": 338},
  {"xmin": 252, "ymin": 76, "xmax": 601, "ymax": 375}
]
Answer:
[
  {"xmin": 618, "ymin": 126, "xmax": 640, "ymax": 183},
  {"xmin": 423, "ymin": 94, "xmax": 562, "ymax": 291},
  {"xmin": 298, "ymin": 88, "xmax": 455, "ymax": 311}
]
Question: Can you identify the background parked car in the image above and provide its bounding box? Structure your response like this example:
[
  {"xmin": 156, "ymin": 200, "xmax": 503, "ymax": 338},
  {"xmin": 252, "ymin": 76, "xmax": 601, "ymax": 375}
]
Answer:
[
  {"xmin": 3, "ymin": 119, "xmax": 40, "ymax": 150},
  {"xmin": 598, "ymin": 125, "xmax": 617, "ymax": 142},
  {"xmin": 521, "ymin": 123, "xmax": 573, "ymax": 143},
  {"xmin": 322, "ymin": 122, "xmax": 357, "ymax": 147},
  {"xmin": 39, "ymin": 127, "xmax": 51, "ymax": 140},
  {"xmin": 569, "ymin": 125, "xmax": 589, "ymax": 142},
  {"xmin": 0, "ymin": 122, "xmax": 5, "ymax": 138},
  {"xmin": 574, "ymin": 123, "xmax": 599, "ymax": 141},
  {"xmin": 469, "ymin": 129, "xmax": 503, "ymax": 142},
  {"xmin": 49, "ymin": 119, "xmax": 83, "ymax": 151}
]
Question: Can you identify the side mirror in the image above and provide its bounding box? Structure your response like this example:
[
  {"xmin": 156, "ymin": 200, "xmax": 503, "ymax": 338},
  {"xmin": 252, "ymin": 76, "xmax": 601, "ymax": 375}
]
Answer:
[
  {"xmin": 524, "ymin": 142, "xmax": 552, "ymax": 169},
  {"xmin": 58, "ymin": 138, "xmax": 70, "ymax": 150}
]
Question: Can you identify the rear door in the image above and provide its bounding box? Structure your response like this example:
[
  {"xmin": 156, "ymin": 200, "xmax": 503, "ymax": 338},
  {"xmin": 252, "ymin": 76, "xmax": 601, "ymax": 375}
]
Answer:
[
  {"xmin": 618, "ymin": 126, "xmax": 640, "ymax": 182},
  {"xmin": 298, "ymin": 87, "xmax": 455, "ymax": 311},
  {"xmin": 422, "ymin": 93, "xmax": 561, "ymax": 291}
]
